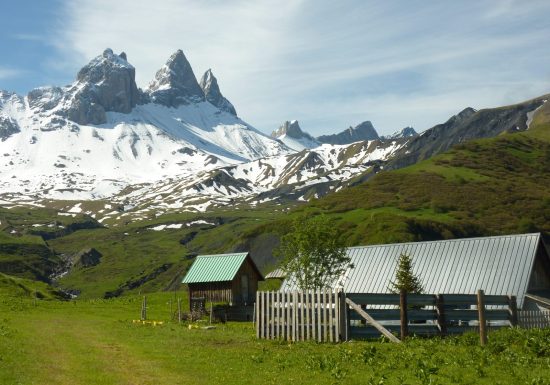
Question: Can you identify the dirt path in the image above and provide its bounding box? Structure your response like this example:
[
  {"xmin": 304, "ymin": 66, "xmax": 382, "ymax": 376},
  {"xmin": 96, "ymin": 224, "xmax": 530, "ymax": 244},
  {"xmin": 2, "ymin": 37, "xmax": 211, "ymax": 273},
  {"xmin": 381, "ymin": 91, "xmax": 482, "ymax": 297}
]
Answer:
[{"xmin": 7, "ymin": 308, "xmax": 188, "ymax": 385}]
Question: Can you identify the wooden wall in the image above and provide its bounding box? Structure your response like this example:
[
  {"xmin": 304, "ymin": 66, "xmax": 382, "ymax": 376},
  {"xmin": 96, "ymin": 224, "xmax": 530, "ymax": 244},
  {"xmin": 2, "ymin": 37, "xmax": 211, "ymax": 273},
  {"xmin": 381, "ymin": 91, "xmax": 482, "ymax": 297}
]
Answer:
[
  {"xmin": 231, "ymin": 256, "xmax": 261, "ymax": 305},
  {"xmin": 529, "ymin": 245, "xmax": 550, "ymax": 290},
  {"xmin": 188, "ymin": 281, "xmax": 233, "ymax": 304}
]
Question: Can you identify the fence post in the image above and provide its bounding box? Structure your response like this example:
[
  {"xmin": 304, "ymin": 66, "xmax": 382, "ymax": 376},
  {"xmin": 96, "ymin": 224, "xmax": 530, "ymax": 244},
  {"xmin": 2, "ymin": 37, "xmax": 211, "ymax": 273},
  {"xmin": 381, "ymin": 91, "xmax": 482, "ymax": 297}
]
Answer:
[
  {"xmin": 283, "ymin": 291, "xmax": 290, "ymax": 341},
  {"xmin": 177, "ymin": 298, "xmax": 182, "ymax": 323},
  {"xmin": 436, "ymin": 294, "xmax": 447, "ymax": 336},
  {"xmin": 335, "ymin": 290, "xmax": 340, "ymax": 342},
  {"xmin": 338, "ymin": 291, "xmax": 345, "ymax": 341},
  {"xmin": 328, "ymin": 289, "xmax": 333, "ymax": 342},
  {"xmin": 141, "ymin": 296, "xmax": 147, "ymax": 321},
  {"xmin": 477, "ymin": 289, "xmax": 487, "ymax": 346},
  {"xmin": 300, "ymin": 291, "xmax": 305, "ymax": 341},
  {"xmin": 292, "ymin": 291, "xmax": 297, "ymax": 342},
  {"xmin": 508, "ymin": 295, "xmax": 518, "ymax": 327},
  {"xmin": 209, "ymin": 302, "xmax": 213, "ymax": 325},
  {"xmin": 270, "ymin": 291, "xmax": 274, "ymax": 339},
  {"xmin": 262, "ymin": 291, "xmax": 269, "ymax": 339},
  {"xmin": 276, "ymin": 291, "xmax": 280, "ymax": 339},
  {"xmin": 345, "ymin": 292, "xmax": 350, "ymax": 341},
  {"xmin": 400, "ymin": 289, "xmax": 408, "ymax": 340},
  {"xmin": 255, "ymin": 291, "xmax": 260, "ymax": 338}
]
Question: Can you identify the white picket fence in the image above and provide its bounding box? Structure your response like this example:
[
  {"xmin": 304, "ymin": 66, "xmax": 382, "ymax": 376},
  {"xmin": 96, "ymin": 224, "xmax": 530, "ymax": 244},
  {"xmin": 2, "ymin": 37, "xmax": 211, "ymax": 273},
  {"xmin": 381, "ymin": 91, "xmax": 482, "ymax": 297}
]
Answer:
[
  {"xmin": 518, "ymin": 310, "xmax": 550, "ymax": 329},
  {"xmin": 255, "ymin": 290, "xmax": 344, "ymax": 342}
]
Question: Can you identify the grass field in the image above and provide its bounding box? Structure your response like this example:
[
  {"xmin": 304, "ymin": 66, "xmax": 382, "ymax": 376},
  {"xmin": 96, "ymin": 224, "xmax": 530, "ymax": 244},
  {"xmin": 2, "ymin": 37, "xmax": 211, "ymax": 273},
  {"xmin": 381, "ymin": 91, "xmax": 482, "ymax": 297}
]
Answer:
[{"xmin": 1, "ymin": 286, "xmax": 549, "ymax": 385}]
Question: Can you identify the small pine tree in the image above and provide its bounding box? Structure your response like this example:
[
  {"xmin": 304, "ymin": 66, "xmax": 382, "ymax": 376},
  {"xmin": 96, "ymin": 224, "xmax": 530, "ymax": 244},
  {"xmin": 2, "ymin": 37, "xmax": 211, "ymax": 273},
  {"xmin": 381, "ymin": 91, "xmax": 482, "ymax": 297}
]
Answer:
[{"xmin": 388, "ymin": 253, "xmax": 423, "ymax": 294}]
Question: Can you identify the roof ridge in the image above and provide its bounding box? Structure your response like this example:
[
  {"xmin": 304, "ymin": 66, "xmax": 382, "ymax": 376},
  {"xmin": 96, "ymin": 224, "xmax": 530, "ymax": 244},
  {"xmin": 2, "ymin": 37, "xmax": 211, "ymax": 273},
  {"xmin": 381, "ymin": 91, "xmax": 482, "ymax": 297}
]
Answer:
[
  {"xmin": 346, "ymin": 232, "xmax": 540, "ymax": 250},
  {"xmin": 196, "ymin": 252, "xmax": 249, "ymax": 258}
]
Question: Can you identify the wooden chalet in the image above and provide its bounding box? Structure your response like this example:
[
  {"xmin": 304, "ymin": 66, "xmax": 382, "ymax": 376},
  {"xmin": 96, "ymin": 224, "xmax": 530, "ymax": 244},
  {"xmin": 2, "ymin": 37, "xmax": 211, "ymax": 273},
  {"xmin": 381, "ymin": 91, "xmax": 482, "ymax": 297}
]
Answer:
[{"xmin": 181, "ymin": 252, "xmax": 264, "ymax": 307}]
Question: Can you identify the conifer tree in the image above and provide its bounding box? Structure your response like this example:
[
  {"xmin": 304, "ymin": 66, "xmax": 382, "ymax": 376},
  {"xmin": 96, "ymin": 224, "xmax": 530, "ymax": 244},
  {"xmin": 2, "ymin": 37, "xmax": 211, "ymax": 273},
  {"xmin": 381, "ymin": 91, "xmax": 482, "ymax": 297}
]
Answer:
[{"xmin": 388, "ymin": 253, "xmax": 423, "ymax": 294}]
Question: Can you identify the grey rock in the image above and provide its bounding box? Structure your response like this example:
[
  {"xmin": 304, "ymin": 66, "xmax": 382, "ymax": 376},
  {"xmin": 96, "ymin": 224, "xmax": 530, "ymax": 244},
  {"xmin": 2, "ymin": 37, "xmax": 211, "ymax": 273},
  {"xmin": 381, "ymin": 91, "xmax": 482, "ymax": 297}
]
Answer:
[
  {"xmin": 73, "ymin": 247, "xmax": 102, "ymax": 268},
  {"xmin": 65, "ymin": 48, "xmax": 139, "ymax": 125},
  {"xmin": 199, "ymin": 69, "xmax": 236, "ymax": 115},
  {"xmin": 148, "ymin": 49, "xmax": 205, "ymax": 107},
  {"xmin": 0, "ymin": 114, "xmax": 20, "ymax": 141},
  {"xmin": 317, "ymin": 121, "xmax": 379, "ymax": 145},
  {"xmin": 27, "ymin": 86, "xmax": 64, "ymax": 111},
  {"xmin": 271, "ymin": 120, "xmax": 315, "ymax": 141},
  {"xmin": 67, "ymin": 98, "xmax": 106, "ymax": 126},
  {"xmin": 381, "ymin": 126, "xmax": 418, "ymax": 140}
]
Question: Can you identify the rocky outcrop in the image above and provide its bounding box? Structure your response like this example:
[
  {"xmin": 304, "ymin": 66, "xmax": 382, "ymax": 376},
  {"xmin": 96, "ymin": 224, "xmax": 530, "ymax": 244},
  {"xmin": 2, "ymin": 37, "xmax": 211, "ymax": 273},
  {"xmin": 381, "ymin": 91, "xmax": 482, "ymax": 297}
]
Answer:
[
  {"xmin": 0, "ymin": 114, "xmax": 20, "ymax": 141},
  {"xmin": 64, "ymin": 49, "xmax": 139, "ymax": 125},
  {"xmin": 200, "ymin": 69, "xmax": 236, "ymax": 115},
  {"xmin": 25, "ymin": 49, "xmax": 140, "ymax": 126},
  {"xmin": 317, "ymin": 121, "xmax": 379, "ymax": 145},
  {"xmin": 73, "ymin": 248, "xmax": 102, "ymax": 268},
  {"xmin": 147, "ymin": 50, "xmax": 205, "ymax": 107},
  {"xmin": 271, "ymin": 120, "xmax": 315, "ymax": 141},
  {"xmin": 381, "ymin": 126, "xmax": 418, "ymax": 140},
  {"xmin": 27, "ymin": 86, "xmax": 64, "ymax": 111}
]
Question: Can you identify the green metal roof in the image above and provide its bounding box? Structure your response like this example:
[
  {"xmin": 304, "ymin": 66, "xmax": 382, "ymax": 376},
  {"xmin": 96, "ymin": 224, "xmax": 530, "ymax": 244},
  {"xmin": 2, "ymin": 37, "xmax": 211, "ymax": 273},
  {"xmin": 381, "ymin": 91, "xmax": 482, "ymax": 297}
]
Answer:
[{"xmin": 181, "ymin": 252, "xmax": 249, "ymax": 284}]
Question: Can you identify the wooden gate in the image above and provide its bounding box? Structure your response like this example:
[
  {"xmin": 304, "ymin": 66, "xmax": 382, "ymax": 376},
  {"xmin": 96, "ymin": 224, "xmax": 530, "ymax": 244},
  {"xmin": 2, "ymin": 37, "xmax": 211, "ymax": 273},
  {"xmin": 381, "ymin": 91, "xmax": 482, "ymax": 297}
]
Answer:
[{"xmin": 255, "ymin": 290, "xmax": 345, "ymax": 342}]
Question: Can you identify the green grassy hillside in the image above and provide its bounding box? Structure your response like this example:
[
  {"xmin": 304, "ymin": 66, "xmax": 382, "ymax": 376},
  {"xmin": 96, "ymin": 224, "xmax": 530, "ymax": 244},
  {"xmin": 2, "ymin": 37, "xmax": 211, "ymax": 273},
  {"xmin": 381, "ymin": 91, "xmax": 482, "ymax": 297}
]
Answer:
[
  {"xmin": 48, "ymin": 208, "xmax": 288, "ymax": 298},
  {"xmin": 0, "ymin": 104, "xmax": 549, "ymax": 299},
  {"xmin": 294, "ymin": 102, "xmax": 550, "ymax": 245},
  {"xmin": 0, "ymin": 272, "xmax": 65, "ymax": 300}
]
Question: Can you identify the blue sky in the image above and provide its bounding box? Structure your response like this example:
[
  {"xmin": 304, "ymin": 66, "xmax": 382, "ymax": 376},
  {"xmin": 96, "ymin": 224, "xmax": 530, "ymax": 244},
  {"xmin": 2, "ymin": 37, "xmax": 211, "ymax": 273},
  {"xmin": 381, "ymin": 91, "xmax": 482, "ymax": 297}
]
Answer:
[{"xmin": 1, "ymin": 0, "xmax": 550, "ymax": 136}]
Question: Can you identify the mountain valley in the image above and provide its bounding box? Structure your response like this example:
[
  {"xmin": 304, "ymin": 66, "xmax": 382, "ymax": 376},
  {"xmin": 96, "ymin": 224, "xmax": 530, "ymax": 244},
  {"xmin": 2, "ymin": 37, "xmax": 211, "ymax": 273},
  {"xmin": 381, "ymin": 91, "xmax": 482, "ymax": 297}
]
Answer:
[{"xmin": 0, "ymin": 48, "xmax": 548, "ymax": 298}]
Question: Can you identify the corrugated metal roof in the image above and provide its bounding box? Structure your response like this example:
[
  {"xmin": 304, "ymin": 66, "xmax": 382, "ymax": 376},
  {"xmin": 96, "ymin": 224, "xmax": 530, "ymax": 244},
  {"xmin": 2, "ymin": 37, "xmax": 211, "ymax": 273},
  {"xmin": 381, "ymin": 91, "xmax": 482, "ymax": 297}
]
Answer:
[
  {"xmin": 281, "ymin": 233, "xmax": 542, "ymax": 307},
  {"xmin": 265, "ymin": 268, "xmax": 286, "ymax": 279},
  {"xmin": 182, "ymin": 253, "xmax": 248, "ymax": 283}
]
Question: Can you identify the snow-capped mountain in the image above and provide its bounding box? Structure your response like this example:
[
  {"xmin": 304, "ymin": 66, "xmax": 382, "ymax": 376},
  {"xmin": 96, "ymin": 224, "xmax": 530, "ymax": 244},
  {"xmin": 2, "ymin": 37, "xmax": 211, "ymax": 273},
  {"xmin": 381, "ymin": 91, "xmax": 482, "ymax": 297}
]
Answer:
[
  {"xmin": 271, "ymin": 120, "xmax": 320, "ymax": 151},
  {"xmin": 0, "ymin": 49, "xmax": 291, "ymax": 201},
  {"xmin": 109, "ymin": 139, "xmax": 405, "ymax": 216},
  {"xmin": 0, "ymin": 48, "xmax": 416, "ymax": 215}
]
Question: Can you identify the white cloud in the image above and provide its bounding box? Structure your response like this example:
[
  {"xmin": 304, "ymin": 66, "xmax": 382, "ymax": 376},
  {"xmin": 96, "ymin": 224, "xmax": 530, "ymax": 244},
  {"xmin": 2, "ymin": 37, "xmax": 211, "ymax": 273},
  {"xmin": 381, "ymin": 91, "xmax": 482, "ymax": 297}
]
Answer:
[
  {"xmin": 0, "ymin": 67, "xmax": 24, "ymax": 80},
  {"xmin": 55, "ymin": 0, "xmax": 550, "ymax": 136}
]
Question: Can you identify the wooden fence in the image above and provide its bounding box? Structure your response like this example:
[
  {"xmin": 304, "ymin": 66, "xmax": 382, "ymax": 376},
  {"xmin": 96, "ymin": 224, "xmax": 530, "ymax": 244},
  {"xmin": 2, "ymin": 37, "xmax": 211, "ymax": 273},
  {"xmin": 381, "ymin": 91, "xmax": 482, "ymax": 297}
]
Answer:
[
  {"xmin": 255, "ymin": 290, "xmax": 530, "ymax": 344},
  {"xmin": 519, "ymin": 310, "xmax": 550, "ymax": 329},
  {"xmin": 255, "ymin": 290, "xmax": 345, "ymax": 342},
  {"xmin": 346, "ymin": 291, "xmax": 517, "ymax": 344}
]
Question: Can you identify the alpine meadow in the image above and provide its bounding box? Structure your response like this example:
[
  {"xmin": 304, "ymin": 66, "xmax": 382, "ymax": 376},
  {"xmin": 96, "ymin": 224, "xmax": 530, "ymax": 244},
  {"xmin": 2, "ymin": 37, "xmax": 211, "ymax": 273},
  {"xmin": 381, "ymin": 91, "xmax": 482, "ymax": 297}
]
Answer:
[{"xmin": 1, "ymin": 1, "xmax": 550, "ymax": 384}]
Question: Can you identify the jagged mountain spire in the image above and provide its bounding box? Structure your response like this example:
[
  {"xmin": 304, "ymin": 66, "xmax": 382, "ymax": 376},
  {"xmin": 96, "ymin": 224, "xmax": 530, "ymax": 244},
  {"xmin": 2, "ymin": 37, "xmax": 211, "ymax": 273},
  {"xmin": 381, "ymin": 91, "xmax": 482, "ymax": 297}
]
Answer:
[
  {"xmin": 147, "ymin": 49, "xmax": 205, "ymax": 107},
  {"xmin": 199, "ymin": 69, "xmax": 237, "ymax": 116}
]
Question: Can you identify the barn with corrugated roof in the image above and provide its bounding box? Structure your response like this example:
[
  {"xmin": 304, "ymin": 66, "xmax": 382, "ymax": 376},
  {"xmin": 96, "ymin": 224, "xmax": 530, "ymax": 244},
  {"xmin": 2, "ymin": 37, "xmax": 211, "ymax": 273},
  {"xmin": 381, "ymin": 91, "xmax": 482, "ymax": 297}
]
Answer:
[
  {"xmin": 182, "ymin": 252, "xmax": 264, "ymax": 306},
  {"xmin": 281, "ymin": 233, "xmax": 550, "ymax": 310}
]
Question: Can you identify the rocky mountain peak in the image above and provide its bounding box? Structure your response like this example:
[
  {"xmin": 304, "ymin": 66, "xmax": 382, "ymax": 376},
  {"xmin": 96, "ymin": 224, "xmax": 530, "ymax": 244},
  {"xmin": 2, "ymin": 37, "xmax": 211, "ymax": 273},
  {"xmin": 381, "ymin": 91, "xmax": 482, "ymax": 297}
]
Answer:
[
  {"xmin": 32, "ymin": 48, "xmax": 142, "ymax": 126},
  {"xmin": 317, "ymin": 120, "xmax": 379, "ymax": 145},
  {"xmin": 456, "ymin": 107, "xmax": 477, "ymax": 119},
  {"xmin": 272, "ymin": 120, "xmax": 308, "ymax": 139},
  {"xmin": 439, "ymin": 107, "xmax": 477, "ymax": 128},
  {"xmin": 381, "ymin": 126, "xmax": 418, "ymax": 140},
  {"xmin": 199, "ymin": 69, "xmax": 237, "ymax": 115},
  {"xmin": 77, "ymin": 48, "xmax": 135, "ymax": 83},
  {"xmin": 147, "ymin": 50, "xmax": 205, "ymax": 107}
]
